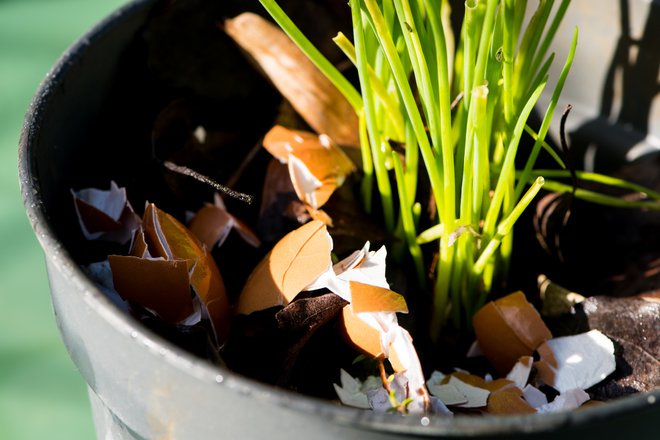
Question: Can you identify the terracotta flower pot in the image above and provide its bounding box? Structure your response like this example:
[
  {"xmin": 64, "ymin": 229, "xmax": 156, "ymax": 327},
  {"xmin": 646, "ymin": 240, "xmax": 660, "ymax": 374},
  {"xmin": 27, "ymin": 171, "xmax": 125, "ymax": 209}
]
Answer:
[{"xmin": 19, "ymin": 0, "xmax": 659, "ymax": 438}]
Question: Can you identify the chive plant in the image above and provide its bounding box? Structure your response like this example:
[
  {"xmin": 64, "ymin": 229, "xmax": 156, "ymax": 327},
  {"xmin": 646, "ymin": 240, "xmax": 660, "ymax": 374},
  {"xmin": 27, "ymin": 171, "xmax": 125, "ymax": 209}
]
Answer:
[{"xmin": 257, "ymin": 0, "xmax": 660, "ymax": 340}]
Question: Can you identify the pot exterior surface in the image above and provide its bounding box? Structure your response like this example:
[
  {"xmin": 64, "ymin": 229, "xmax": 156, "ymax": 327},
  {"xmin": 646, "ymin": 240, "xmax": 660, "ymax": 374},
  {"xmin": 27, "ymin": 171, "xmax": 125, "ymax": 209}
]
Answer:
[{"xmin": 20, "ymin": 0, "xmax": 660, "ymax": 439}]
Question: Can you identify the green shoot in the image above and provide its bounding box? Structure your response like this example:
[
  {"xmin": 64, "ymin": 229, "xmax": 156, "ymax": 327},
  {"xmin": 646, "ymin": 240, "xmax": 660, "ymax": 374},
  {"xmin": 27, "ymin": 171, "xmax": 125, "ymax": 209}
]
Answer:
[{"xmin": 257, "ymin": 0, "xmax": 660, "ymax": 341}]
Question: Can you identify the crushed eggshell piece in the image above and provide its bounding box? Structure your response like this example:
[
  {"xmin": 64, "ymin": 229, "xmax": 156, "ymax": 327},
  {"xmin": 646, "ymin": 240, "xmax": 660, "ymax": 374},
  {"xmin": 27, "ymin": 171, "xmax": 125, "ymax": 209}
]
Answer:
[
  {"xmin": 506, "ymin": 356, "xmax": 534, "ymax": 390},
  {"xmin": 473, "ymin": 291, "xmax": 552, "ymax": 375},
  {"xmin": 522, "ymin": 384, "xmax": 548, "ymax": 409},
  {"xmin": 448, "ymin": 376, "xmax": 490, "ymax": 408},
  {"xmin": 487, "ymin": 385, "xmax": 537, "ymax": 415},
  {"xmin": 188, "ymin": 193, "xmax": 260, "ymax": 249},
  {"xmin": 534, "ymin": 330, "xmax": 616, "ymax": 393},
  {"xmin": 333, "ymin": 369, "xmax": 381, "ymax": 409},
  {"xmin": 108, "ymin": 256, "xmax": 194, "ymax": 324},
  {"xmin": 339, "ymin": 283, "xmax": 409, "ymax": 362},
  {"xmin": 537, "ymin": 388, "xmax": 590, "ymax": 413},
  {"xmin": 340, "ymin": 304, "xmax": 387, "ymax": 360},
  {"xmin": 349, "ymin": 281, "xmax": 408, "ymax": 314},
  {"xmin": 142, "ymin": 204, "xmax": 230, "ymax": 340},
  {"xmin": 427, "ymin": 383, "xmax": 469, "ymax": 406},
  {"xmin": 71, "ymin": 181, "xmax": 140, "ymax": 244},
  {"xmin": 237, "ymin": 220, "xmax": 331, "ymax": 314},
  {"xmin": 263, "ymin": 125, "xmax": 355, "ymax": 210},
  {"xmin": 113, "ymin": 204, "xmax": 231, "ymax": 344}
]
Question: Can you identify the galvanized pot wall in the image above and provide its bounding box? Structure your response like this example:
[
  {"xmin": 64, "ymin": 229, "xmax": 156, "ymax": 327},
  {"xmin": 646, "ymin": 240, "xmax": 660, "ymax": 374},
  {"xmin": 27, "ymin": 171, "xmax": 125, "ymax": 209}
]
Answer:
[{"xmin": 19, "ymin": 0, "xmax": 660, "ymax": 438}]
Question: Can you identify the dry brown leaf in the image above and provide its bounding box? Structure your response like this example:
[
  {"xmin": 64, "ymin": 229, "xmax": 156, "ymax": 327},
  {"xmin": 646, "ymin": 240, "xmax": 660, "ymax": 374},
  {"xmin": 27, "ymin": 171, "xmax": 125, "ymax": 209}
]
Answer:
[
  {"xmin": 473, "ymin": 291, "xmax": 552, "ymax": 375},
  {"xmin": 224, "ymin": 13, "xmax": 359, "ymax": 147},
  {"xmin": 237, "ymin": 220, "xmax": 331, "ymax": 315}
]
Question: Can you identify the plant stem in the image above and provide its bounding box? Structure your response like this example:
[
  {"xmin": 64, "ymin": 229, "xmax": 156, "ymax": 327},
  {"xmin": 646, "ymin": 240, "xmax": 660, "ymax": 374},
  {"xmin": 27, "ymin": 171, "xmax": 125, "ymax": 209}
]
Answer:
[{"xmin": 258, "ymin": 0, "xmax": 363, "ymax": 110}]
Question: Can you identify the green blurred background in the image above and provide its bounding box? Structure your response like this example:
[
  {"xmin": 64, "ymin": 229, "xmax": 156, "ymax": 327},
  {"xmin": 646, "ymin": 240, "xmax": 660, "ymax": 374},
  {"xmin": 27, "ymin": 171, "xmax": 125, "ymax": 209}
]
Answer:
[{"xmin": 0, "ymin": 1, "xmax": 127, "ymax": 438}]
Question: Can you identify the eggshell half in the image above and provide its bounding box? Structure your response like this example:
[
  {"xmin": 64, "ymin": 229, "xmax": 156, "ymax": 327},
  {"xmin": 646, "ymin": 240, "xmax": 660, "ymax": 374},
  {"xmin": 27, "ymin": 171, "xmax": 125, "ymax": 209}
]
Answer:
[
  {"xmin": 473, "ymin": 291, "xmax": 552, "ymax": 375},
  {"xmin": 237, "ymin": 220, "xmax": 331, "ymax": 314}
]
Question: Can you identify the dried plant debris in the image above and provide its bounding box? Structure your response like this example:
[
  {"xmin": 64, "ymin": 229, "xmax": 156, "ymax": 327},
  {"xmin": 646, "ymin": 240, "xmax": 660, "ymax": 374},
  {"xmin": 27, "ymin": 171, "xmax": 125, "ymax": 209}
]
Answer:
[{"xmin": 224, "ymin": 13, "xmax": 360, "ymax": 148}]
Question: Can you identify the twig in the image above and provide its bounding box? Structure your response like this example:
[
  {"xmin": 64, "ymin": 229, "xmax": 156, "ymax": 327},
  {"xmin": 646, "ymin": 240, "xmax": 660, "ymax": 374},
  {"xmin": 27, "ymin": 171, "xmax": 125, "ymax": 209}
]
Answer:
[{"xmin": 162, "ymin": 160, "xmax": 254, "ymax": 204}]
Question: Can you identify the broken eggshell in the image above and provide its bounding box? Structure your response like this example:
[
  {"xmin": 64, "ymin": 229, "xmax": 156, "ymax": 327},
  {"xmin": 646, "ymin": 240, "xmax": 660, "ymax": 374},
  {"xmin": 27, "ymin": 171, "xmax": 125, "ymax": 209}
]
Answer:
[
  {"xmin": 110, "ymin": 203, "xmax": 230, "ymax": 345},
  {"xmin": 473, "ymin": 291, "xmax": 552, "ymax": 375},
  {"xmin": 71, "ymin": 180, "xmax": 141, "ymax": 244},
  {"xmin": 487, "ymin": 385, "xmax": 537, "ymax": 415},
  {"xmin": 237, "ymin": 220, "xmax": 331, "ymax": 315},
  {"xmin": 188, "ymin": 192, "xmax": 261, "ymax": 249},
  {"xmin": 108, "ymin": 256, "xmax": 195, "ymax": 324},
  {"xmin": 333, "ymin": 369, "xmax": 383, "ymax": 409},
  {"xmin": 262, "ymin": 125, "xmax": 356, "ymax": 211},
  {"xmin": 534, "ymin": 329, "xmax": 616, "ymax": 394},
  {"xmin": 339, "ymin": 283, "xmax": 409, "ymax": 362}
]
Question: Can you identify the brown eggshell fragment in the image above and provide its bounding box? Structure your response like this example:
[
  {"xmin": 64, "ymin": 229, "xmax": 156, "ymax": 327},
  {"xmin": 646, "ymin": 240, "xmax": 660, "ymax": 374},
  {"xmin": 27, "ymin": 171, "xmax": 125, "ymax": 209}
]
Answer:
[
  {"xmin": 339, "ymin": 281, "xmax": 412, "ymax": 365},
  {"xmin": 108, "ymin": 255, "xmax": 194, "ymax": 324},
  {"xmin": 340, "ymin": 304, "xmax": 384, "ymax": 360},
  {"xmin": 71, "ymin": 181, "xmax": 141, "ymax": 244},
  {"xmin": 348, "ymin": 281, "xmax": 409, "ymax": 314},
  {"xmin": 487, "ymin": 386, "xmax": 537, "ymax": 415},
  {"xmin": 188, "ymin": 204, "xmax": 233, "ymax": 250},
  {"xmin": 142, "ymin": 203, "xmax": 230, "ymax": 344},
  {"xmin": 473, "ymin": 291, "xmax": 552, "ymax": 375},
  {"xmin": 443, "ymin": 372, "xmax": 514, "ymax": 393},
  {"xmin": 189, "ymin": 197, "xmax": 261, "ymax": 249},
  {"xmin": 237, "ymin": 220, "xmax": 331, "ymax": 315},
  {"xmin": 74, "ymin": 198, "xmax": 122, "ymax": 233},
  {"xmin": 263, "ymin": 125, "xmax": 356, "ymax": 209},
  {"xmin": 131, "ymin": 228, "xmax": 150, "ymax": 258}
]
